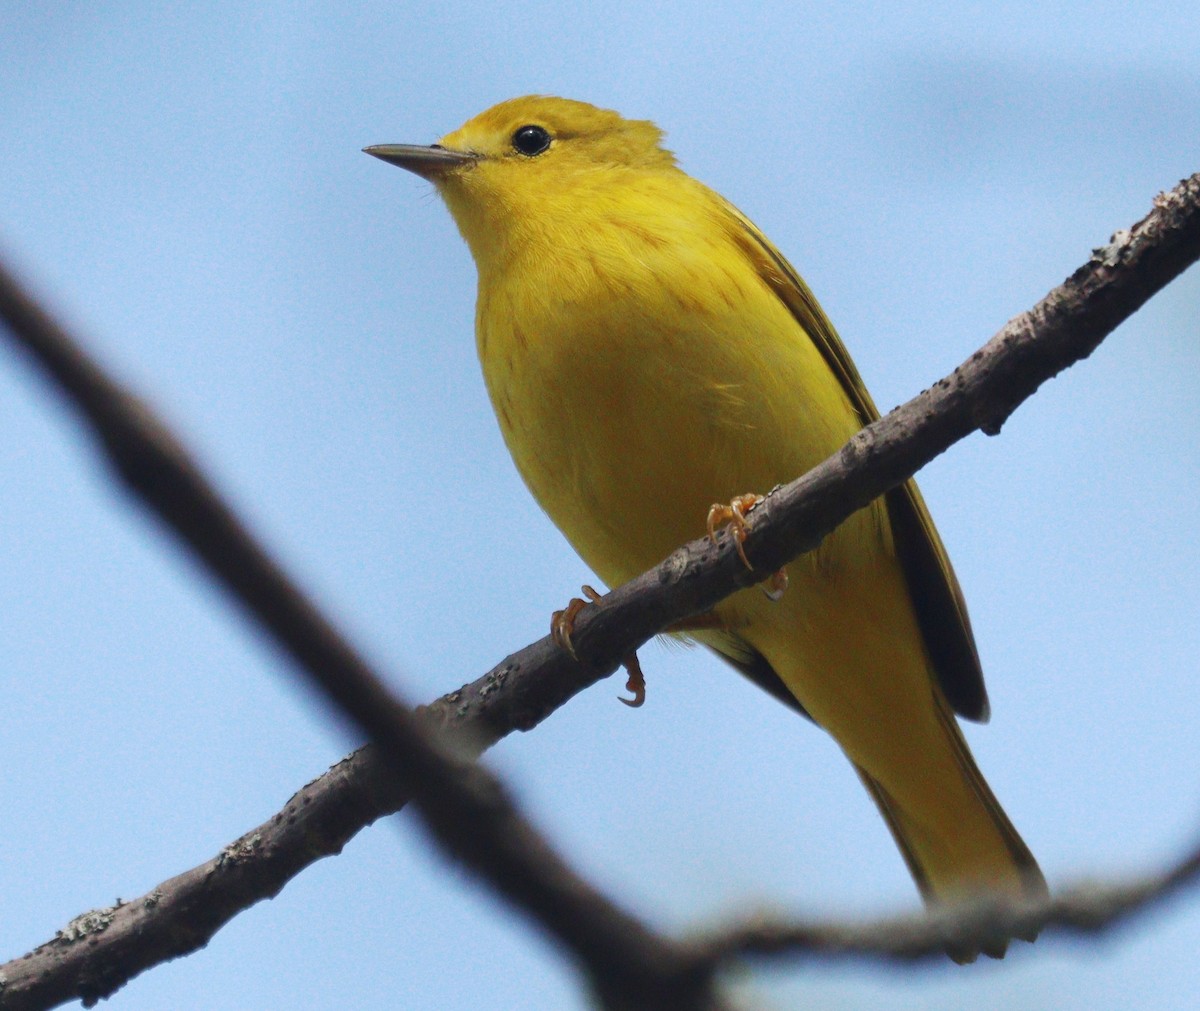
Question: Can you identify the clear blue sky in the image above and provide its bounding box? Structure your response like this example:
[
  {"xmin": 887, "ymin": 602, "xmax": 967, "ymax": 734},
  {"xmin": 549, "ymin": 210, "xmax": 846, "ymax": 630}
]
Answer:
[{"xmin": 2, "ymin": 3, "xmax": 1199, "ymax": 1008}]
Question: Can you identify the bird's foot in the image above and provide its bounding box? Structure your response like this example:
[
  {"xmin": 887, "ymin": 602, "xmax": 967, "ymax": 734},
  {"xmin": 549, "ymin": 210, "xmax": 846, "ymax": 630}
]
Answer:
[
  {"xmin": 706, "ymin": 493, "xmax": 763, "ymax": 569},
  {"xmin": 706, "ymin": 493, "xmax": 788, "ymax": 600},
  {"xmin": 550, "ymin": 584, "xmax": 603, "ymax": 659},
  {"xmin": 618, "ymin": 650, "xmax": 646, "ymax": 708},
  {"xmin": 551, "ymin": 584, "xmax": 648, "ymax": 707}
]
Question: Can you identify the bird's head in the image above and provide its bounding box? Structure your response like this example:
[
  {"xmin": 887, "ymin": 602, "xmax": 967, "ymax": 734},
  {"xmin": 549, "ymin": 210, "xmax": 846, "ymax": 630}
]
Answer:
[{"xmin": 365, "ymin": 96, "xmax": 676, "ymax": 266}]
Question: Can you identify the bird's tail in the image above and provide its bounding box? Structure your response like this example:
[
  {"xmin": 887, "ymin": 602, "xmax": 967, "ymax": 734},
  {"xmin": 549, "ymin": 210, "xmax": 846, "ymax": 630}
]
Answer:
[{"xmin": 855, "ymin": 690, "xmax": 1047, "ymax": 962}]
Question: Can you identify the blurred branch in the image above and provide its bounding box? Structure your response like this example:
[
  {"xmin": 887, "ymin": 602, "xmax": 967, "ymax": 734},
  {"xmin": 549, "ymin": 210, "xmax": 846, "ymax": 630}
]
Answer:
[
  {"xmin": 696, "ymin": 842, "xmax": 1200, "ymax": 968},
  {"xmin": 0, "ymin": 271, "xmax": 718, "ymax": 1009},
  {"xmin": 0, "ymin": 171, "xmax": 1197, "ymax": 1010}
]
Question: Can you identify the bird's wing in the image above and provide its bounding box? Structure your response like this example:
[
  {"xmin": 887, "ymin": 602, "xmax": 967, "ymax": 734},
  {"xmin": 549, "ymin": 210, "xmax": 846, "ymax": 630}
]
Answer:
[{"xmin": 716, "ymin": 198, "xmax": 990, "ymax": 722}]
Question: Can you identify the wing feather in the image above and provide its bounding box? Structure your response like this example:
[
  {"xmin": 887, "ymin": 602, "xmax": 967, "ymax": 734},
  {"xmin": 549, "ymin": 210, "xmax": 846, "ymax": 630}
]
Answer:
[{"xmin": 716, "ymin": 198, "xmax": 989, "ymax": 722}]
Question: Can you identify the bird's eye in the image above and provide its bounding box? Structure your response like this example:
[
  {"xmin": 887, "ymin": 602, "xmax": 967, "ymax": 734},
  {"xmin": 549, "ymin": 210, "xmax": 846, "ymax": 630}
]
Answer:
[{"xmin": 512, "ymin": 124, "xmax": 552, "ymax": 157}]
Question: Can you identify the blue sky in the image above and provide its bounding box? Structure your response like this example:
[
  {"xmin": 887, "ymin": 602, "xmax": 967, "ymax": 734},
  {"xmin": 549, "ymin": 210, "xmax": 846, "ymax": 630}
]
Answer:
[{"xmin": 2, "ymin": 3, "xmax": 1199, "ymax": 1008}]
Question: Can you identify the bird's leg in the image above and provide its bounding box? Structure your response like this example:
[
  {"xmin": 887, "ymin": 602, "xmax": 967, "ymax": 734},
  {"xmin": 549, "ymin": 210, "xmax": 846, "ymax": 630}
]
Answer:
[
  {"xmin": 707, "ymin": 493, "xmax": 789, "ymax": 600},
  {"xmin": 552, "ymin": 584, "xmax": 649, "ymax": 707}
]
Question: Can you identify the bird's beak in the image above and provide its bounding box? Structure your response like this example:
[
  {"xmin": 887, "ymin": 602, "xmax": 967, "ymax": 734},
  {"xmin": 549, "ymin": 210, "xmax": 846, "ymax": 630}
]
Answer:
[{"xmin": 362, "ymin": 143, "xmax": 477, "ymax": 180}]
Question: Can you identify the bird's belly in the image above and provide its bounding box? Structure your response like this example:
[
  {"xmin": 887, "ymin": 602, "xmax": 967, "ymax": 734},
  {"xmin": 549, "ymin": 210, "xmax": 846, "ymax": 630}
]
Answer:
[{"xmin": 477, "ymin": 279, "xmax": 888, "ymax": 592}]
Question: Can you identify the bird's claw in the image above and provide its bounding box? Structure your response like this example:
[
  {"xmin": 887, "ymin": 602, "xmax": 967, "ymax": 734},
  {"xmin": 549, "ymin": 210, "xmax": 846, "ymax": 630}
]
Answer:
[
  {"xmin": 551, "ymin": 585, "xmax": 649, "ymax": 707},
  {"xmin": 551, "ymin": 584, "xmax": 602, "ymax": 659},
  {"xmin": 619, "ymin": 651, "xmax": 646, "ymax": 708},
  {"xmin": 707, "ymin": 493, "xmax": 764, "ymax": 569},
  {"xmin": 706, "ymin": 493, "xmax": 788, "ymax": 600},
  {"xmin": 762, "ymin": 566, "xmax": 789, "ymax": 601}
]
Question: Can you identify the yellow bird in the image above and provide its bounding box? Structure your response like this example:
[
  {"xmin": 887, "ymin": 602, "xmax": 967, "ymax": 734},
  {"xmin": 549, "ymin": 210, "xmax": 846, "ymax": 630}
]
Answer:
[{"xmin": 366, "ymin": 97, "xmax": 1046, "ymax": 950}]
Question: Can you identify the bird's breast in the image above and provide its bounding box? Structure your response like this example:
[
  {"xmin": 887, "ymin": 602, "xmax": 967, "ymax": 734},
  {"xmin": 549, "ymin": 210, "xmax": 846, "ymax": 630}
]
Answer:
[{"xmin": 474, "ymin": 221, "xmax": 874, "ymax": 588}]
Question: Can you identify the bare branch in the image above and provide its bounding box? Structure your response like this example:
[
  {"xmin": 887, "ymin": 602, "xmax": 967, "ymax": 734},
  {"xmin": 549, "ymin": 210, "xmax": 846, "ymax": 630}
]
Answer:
[
  {"xmin": 0, "ymin": 171, "xmax": 1197, "ymax": 1009},
  {"xmin": 0, "ymin": 750, "xmax": 402, "ymax": 1011}
]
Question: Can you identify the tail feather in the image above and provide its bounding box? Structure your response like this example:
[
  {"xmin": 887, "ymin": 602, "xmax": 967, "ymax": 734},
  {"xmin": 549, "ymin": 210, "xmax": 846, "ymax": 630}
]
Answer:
[{"xmin": 855, "ymin": 688, "xmax": 1046, "ymax": 962}]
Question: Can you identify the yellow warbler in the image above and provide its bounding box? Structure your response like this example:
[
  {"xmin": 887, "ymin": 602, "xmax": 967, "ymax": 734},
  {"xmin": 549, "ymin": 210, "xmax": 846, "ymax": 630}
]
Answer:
[{"xmin": 366, "ymin": 97, "xmax": 1045, "ymax": 948}]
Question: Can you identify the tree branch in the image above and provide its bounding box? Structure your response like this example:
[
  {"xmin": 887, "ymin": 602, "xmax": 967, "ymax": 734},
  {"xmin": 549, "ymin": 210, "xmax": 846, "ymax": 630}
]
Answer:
[
  {"xmin": 1, "ymin": 171, "xmax": 1197, "ymax": 1009},
  {"xmin": 695, "ymin": 840, "xmax": 1200, "ymax": 967},
  {"xmin": 0, "ymin": 273, "xmax": 719, "ymax": 1008}
]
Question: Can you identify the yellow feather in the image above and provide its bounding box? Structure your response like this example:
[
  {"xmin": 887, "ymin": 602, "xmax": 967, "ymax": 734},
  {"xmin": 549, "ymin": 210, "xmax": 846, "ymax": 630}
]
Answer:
[{"xmin": 369, "ymin": 96, "xmax": 1046, "ymax": 947}]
